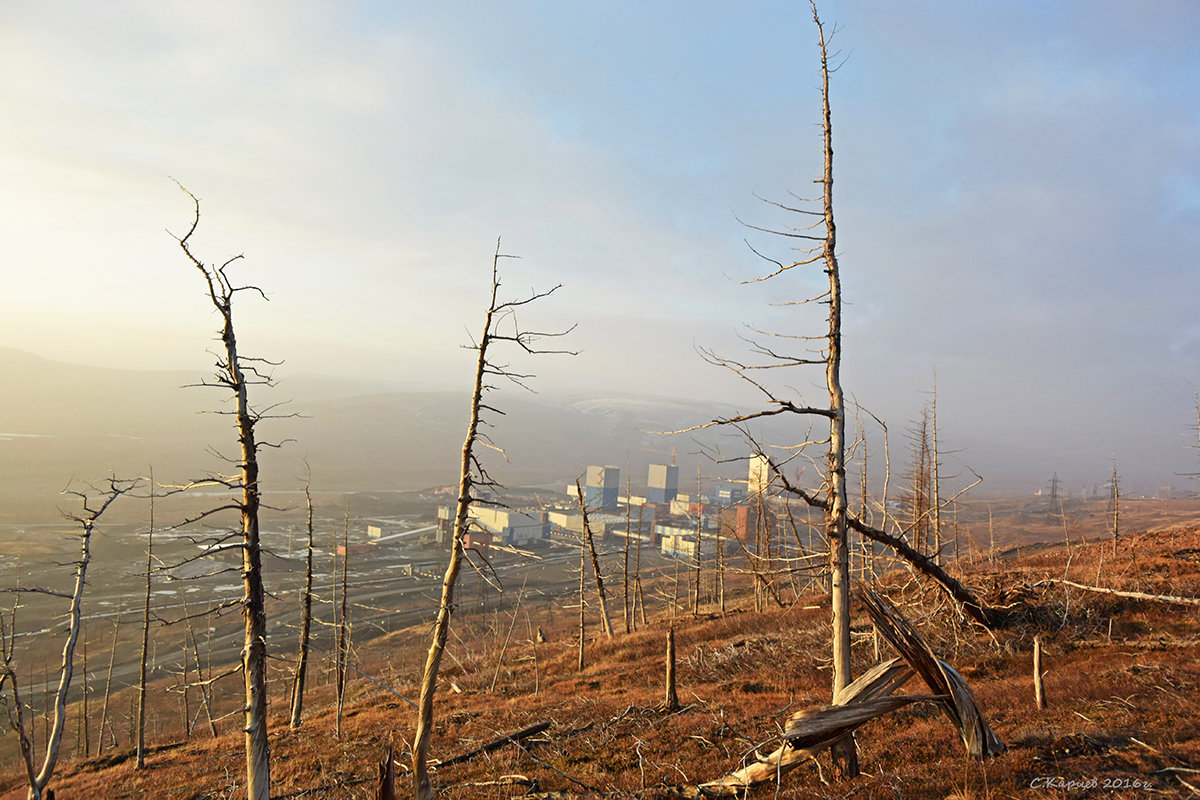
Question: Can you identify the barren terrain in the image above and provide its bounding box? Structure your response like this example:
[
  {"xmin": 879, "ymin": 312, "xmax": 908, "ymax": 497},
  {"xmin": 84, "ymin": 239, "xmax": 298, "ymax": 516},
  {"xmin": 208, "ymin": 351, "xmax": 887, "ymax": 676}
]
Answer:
[{"xmin": 2, "ymin": 497, "xmax": 1199, "ymax": 798}]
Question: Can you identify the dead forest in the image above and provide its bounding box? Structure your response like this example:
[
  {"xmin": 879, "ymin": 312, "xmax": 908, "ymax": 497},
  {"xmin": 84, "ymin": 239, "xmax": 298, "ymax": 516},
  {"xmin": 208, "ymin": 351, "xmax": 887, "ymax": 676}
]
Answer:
[{"xmin": 3, "ymin": 6, "xmax": 1200, "ymax": 800}]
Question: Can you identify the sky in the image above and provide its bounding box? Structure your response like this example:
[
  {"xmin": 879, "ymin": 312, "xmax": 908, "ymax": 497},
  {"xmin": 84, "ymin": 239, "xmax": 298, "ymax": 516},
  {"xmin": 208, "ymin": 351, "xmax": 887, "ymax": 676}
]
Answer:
[{"xmin": 2, "ymin": 1, "xmax": 1199, "ymax": 494}]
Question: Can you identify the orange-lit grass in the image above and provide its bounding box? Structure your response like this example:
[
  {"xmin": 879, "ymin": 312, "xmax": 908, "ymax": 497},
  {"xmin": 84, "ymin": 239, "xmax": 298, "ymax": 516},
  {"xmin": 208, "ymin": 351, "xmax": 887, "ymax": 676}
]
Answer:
[{"xmin": 3, "ymin": 523, "xmax": 1199, "ymax": 798}]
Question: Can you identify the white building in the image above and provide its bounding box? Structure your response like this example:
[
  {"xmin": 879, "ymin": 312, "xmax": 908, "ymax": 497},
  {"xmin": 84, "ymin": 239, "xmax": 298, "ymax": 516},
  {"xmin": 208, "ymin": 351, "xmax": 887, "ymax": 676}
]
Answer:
[{"xmin": 469, "ymin": 507, "xmax": 548, "ymax": 546}]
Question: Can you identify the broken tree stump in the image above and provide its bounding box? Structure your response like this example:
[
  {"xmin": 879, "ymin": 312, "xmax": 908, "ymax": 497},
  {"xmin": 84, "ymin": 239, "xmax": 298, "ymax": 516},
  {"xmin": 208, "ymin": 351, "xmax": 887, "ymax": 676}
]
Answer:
[
  {"xmin": 1033, "ymin": 635, "xmax": 1046, "ymax": 710},
  {"xmin": 664, "ymin": 626, "xmax": 680, "ymax": 711}
]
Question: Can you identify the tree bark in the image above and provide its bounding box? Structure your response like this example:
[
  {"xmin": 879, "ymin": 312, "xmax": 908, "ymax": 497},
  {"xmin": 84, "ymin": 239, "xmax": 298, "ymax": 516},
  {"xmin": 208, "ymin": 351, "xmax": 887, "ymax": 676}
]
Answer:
[
  {"xmin": 811, "ymin": 7, "xmax": 858, "ymax": 778},
  {"xmin": 288, "ymin": 470, "xmax": 315, "ymax": 729},
  {"xmin": 623, "ymin": 471, "xmax": 632, "ymax": 634},
  {"xmin": 176, "ymin": 186, "xmax": 271, "ymax": 800},
  {"xmin": 577, "ymin": 538, "xmax": 587, "ymax": 673},
  {"xmin": 1033, "ymin": 636, "xmax": 1046, "ymax": 710},
  {"xmin": 336, "ymin": 502, "xmax": 350, "ymax": 739},
  {"xmin": 135, "ymin": 471, "xmax": 152, "ymax": 769},
  {"xmin": 664, "ymin": 627, "xmax": 680, "ymax": 711},
  {"xmin": 0, "ymin": 482, "xmax": 132, "ymax": 800},
  {"xmin": 575, "ymin": 480, "xmax": 614, "ymax": 639},
  {"xmin": 410, "ymin": 242, "xmax": 570, "ymax": 800},
  {"xmin": 97, "ymin": 612, "xmax": 120, "ymax": 755}
]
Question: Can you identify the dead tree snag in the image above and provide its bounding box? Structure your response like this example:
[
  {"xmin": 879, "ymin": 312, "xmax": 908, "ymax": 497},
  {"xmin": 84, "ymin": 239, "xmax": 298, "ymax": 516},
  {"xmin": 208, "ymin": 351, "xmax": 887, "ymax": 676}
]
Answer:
[
  {"xmin": 0, "ymin": 478, "xmax": 135, "ymax": 800},
  {"xmin": 410, "ymin": 240, "xmax": 572, "ymax": 800},
  {"xmin": 173, "ymin": 183, "xmax": 281, "ymax": 800}
]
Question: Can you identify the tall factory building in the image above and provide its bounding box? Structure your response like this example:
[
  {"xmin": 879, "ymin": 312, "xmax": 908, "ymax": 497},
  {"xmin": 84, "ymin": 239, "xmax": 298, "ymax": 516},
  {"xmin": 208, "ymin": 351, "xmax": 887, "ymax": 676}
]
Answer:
[
  {"xmin": 748, "ymin": 454, "xmax": 771, "ymax": 495},
  {"xmin": 646, "ymin": 463, "xmax": 679, "ymax": 504},
  {"xmin": 585, "ymin": 465, "xmax": 620, "ymax": 511}
]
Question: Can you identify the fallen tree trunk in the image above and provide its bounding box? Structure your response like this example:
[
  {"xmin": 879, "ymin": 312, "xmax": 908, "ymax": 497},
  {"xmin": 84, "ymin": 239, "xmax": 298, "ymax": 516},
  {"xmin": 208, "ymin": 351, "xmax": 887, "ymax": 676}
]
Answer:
[
  {"xmin": 436, "ymin": 721, "xmax": 552, "ymax": 768},
  {"xmin": 858, "ymin": 586, "xmax": 1005, "ymax": 758},
  {"xmin": 848, "ymin": 516, "xmax": 1001, "ymax": 628},
  {"xmin": 672, "ymin": 587, "xmax": 1005, "ymax": 797},
  {"xmin": 772, "ymin": 468, "xmax": 1001, "ymax": 628},
  {"xmin": 672, "ymin": 660, "xmax": 931, "ymax": 798},
  {"xmin": 1043, "ymin": 578, "xmax": 1200, "ymax": 607}
]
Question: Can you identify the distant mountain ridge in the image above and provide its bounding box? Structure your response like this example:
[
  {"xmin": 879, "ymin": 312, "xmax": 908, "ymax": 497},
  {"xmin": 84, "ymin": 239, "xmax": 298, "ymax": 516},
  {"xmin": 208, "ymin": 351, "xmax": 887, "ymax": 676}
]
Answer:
[{"xmin": 0, "ymin": 348, "xmax": 740, "ymax": 498}]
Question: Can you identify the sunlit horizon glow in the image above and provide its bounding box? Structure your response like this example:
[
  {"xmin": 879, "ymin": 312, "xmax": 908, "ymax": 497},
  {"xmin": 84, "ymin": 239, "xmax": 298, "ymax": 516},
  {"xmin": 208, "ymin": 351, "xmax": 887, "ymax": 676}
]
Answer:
[{"xmin": 2, "ymin": 1, "xmax": 1198, "ymax": 493}]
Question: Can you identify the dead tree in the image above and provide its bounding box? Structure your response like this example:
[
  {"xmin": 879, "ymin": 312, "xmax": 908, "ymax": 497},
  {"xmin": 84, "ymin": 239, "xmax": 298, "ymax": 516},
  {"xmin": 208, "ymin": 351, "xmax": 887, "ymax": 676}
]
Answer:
[
  {"xmin": 577, "ymin": 540, "xmax": 587, "ymax": 673},
  {"xmin": 173, "ymin": 184, "xmax": 278, "ymax": 800},
  {"xmin": 1192, "ymin": 390, "xmax": 1200, "ymax": 488},
  {"xmin": 288, "ymin": 466, "xmax": 316, "ymax": 729},
  {"xmin": 622, "ymin": 470, "xmax": 632, "ymax": 634},
  {"xmin": 135, "ymin": 470, "xmax": 154, "ymax": 768},
  {"xmin": 692, "ymin": 467, "xmax": 703, "ymax": 616},
  {"xmin": 635, "ymin": 504, "xmax": 647, "ymax": 628},
  {"xmin": 905, "ymin": 408, "xmax": 933, "ymax": 557},
  {"xmin": 1108, "ymin": 453, "xmax": 1120, "ymax": 556},
  {"xmin": 411, "ymin": 240, "xmax": 572, "ymax": 800},
  {"xmin": 177, "ymin": 590, "xmax": 217, "ymax": 738},
  {"xmin": 336, "ymin": 501, "xmax": 350, "ymax": 739},
  {"xmin": 930, "ymin": 375, "xmax": 942, "ymax": 563},
  {"xmin": 676, "ymin": 5, "xmax": 1005, "ymax": 774},
  {"xmin": 97, "ymin": 610, "xmax": 121, "ymax": 755},
  {"xmin": 575, "ymin": 479, "xmax": 614, "ymax": 639},
  {"xmin": 680, "ymin": 13, "xmax": 998, "ymax": 630},
  {"xmin": 680, "ymin": 5, "xmax": 858, "ymax": 776},
  {"xmin": 664, "ymin": 627, "xmax": 680, "ymax": 711},
  {"xmin": 0, "ymin": 478, "xmax": 135, "ymax": 800}
]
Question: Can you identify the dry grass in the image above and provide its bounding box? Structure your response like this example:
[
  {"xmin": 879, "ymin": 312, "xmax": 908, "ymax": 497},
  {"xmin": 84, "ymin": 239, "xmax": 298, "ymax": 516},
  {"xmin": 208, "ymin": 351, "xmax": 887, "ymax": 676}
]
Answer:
[{"xmin": 3, "ymin": 514, "xmax": 1200, "ymax": 799}]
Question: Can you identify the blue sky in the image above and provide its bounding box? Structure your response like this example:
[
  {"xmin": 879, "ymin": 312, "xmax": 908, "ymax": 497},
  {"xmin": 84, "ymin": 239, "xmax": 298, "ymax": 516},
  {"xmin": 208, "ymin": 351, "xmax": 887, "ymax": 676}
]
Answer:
[{"xmin": 2, "ymin": 1, "xmax": 1198, "ymax": 492}]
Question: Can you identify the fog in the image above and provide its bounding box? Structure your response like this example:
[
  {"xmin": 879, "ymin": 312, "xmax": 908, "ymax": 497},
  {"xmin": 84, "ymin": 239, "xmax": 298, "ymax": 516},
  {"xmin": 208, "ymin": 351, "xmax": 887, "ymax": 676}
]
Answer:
[{"xmin": 2, "ymin": 2, "xmax": 1198, "ymax": 496}]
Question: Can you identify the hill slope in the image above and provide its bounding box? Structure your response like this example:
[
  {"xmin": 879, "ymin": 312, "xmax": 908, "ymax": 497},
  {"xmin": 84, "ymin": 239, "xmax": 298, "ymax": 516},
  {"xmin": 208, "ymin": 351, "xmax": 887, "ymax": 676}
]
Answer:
[{"xmin": 4, "ymin": 516, "xmax": 1198, "ymax": 799}]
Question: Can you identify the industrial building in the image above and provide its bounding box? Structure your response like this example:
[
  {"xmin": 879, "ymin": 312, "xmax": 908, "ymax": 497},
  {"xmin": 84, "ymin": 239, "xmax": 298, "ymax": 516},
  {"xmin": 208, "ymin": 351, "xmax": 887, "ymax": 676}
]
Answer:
[
  {"xmin": 646, "ymin": 463, "xmax": 679, "ymax": 504},
  {"xmin": 468, "ymin": 506, "xmax": 549, "ymax": 547},
  {"xmin": 657, "ymin": 526, "xmax": 716, "ymax": 561},
  {"xmin": 748, "ymin": 454, "xmax": 771, "ymax": 495},
  {"xmin": 584, "ymin": 465, "xmax": 620, "ymax": 511}
]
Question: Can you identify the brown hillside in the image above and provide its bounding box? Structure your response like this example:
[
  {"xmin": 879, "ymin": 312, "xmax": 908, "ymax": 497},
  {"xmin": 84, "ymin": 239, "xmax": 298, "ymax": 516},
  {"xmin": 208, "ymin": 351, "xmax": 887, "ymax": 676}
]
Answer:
[{"xmin": 3, "ymin": 520, "xmax": 1199, "ymax": 799}]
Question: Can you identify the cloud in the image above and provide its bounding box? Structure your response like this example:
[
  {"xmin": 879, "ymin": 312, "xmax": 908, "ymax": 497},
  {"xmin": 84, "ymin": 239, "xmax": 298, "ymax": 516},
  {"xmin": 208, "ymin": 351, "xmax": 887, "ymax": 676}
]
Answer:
[{"xmin": 1, "ymin": 0, "xmax": 1198, "ymax": 491}]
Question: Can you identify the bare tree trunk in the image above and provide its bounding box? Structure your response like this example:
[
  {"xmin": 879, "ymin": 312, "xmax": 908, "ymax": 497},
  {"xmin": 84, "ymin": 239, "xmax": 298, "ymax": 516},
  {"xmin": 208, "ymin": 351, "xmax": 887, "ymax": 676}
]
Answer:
[
  {"xmin": 910, "ymin": 409, "xmax": 932, "ymax": 556},
  {"xmin": 623, "ymin": 471, "xmax": 632, "ymax": 635},
  {"xmin": 1109, "ymin": 453, "xmax": 1120, "ymax": 556},
  {"xmin": 635, "ymin": 505, "xmax": 646, "ymax": 629},
  {"xmin": 693, "ymin": 467, "xmax": 703, "ymax": 617},
  {"xmin": 1, "ymin": 604, "xmax": 39, "ymax": 797},
  {"xmin": 931, "ymin": 373, "xmax": 942, "ymax": 565},
  {"xmin": 80, "ymin": 627, "xmax": 89, "ymax": 758},
  {"xmin": 179, "ymin": 639, "xmax": 191, "ymax": 738},
  {"xmin": 664, "ymin": 627, "xmax": 679, "ymax": 711},
  {"xmin": 988, "ymin": 506, "xmax": 996, "ymax": 566},
  {"xmin": 811, "ymin": 7, "xmax": 858, "ymax": 777},
  {"xmin": 336, "ymin": 501, "xmax": 351, "ymax": 739},
  {"xmin": 489, "ymin": 583, "xmax": 525, "ymax": 692},
  {"xmin": 577, "ymin": 542, "xmax": 586, "ymax": 673},
  {"xmin": 952, "ymin": 503, "xmax": 961, "ymax": 565},
  {"xmin": 857, "ymin": 416, "xmax": 870, "ymax": 582},
  {"xmin": 135, "ymin": 470, "xmax": 152, "ymax": 769},
  {"xmin": 754, "ymin": 491, "xmax": 765, "ymax": 612},
  {"xmin": 672, "ymin": 548, "xmax": 680, "ymax": 621},
  {"xmin": 36, "ymin": 486, "xmax": 132, "ymax": 798},
  {"xmin": 1033, "ymin": 635, "xmax": 1046, "ymax": 710},
  {"xmin": 0, "ymin": 481, "xmax": 133, "ymax": 800},
  {"xmin": 175, "ymin": 186, "xmax": 271, "ymax": 800},
  {"xmin": 410, "ymin": 242, "xmax": 570, "ymax": 800},
  {"xmin": 575, "ymin": 480, "xmax": 614, "ymax": 639},
  {"xmin": 178, "ymin": 591, "xmax": 217, "ymax": 738},
  {"xmin": 97, "ymin": 611, "xmax": 121, "ymax": 756},
  {"xmin": 716, "ymin": 505, "xmax": 725, "ymax": 614},
  {"xmin": 234, "ymin": 335, "xmax": 270, "ymax": 800},
  {"xmin": 289, "ymin": 467, "xmax": 315, "ymax": 729}
]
